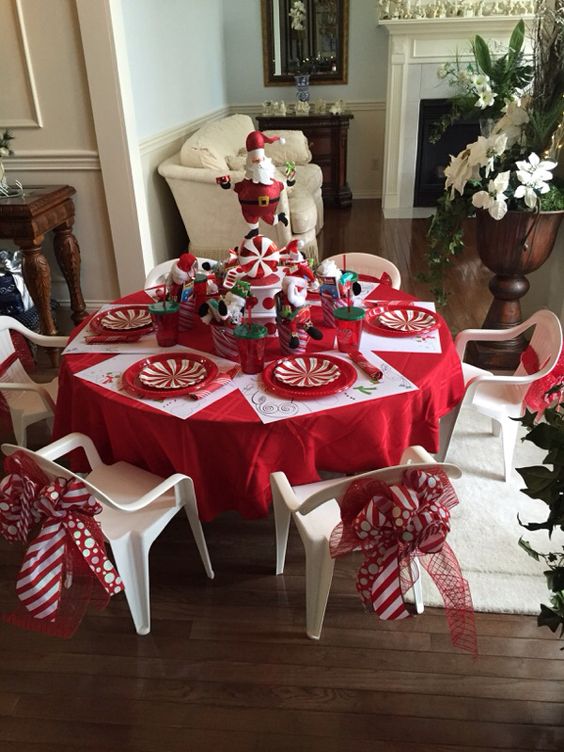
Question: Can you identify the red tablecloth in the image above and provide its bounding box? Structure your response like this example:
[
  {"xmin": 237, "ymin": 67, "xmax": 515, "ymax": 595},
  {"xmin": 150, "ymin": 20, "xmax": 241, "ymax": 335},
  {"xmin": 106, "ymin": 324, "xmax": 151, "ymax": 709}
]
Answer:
[{"xmin": 53, "ymin": 285, "xmax": 464, "ymax": 521}]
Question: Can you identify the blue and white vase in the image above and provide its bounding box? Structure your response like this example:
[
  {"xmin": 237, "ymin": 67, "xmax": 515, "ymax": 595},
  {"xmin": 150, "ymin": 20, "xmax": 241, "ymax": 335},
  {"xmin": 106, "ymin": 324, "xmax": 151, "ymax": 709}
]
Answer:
[{"xmin": 294, "ymin": 74, "xmax": 310, "ymax": 103}]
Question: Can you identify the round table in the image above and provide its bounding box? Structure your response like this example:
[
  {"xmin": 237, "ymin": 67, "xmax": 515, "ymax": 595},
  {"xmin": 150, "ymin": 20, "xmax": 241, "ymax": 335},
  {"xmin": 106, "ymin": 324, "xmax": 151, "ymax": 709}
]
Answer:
[{"xmin": 53, "ymin": 285, "xmax": 464, "ymax": 522}]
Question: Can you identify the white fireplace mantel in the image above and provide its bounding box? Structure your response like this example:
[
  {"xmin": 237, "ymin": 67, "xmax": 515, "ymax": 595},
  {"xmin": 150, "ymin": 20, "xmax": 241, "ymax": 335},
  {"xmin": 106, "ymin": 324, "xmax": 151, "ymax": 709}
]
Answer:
[{"xmin": 380, "ymin": 16, "xmax": 533, "ymax": 217}]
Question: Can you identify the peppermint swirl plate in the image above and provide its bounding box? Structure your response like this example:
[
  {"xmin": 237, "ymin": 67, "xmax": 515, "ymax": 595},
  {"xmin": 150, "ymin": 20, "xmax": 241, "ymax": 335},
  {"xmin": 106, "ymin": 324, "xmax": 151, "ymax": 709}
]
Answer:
[
  {"xmin": 89, "ymin": 306, "xmax": 153, "ymax": 336},
  {"xmin": 262, "ymin": 354, "xmax": 356, "ymax": 400},
  {"xmin": 274, "ymin": 357, "xmax": 341, "ymax": 388},
  {"xmin": 364, "ymin": 304, "xmax": 440, "ymax": 337},
  {"xmin": 122, "ymin": 353, "xmax": 219, "ymax": 400}
]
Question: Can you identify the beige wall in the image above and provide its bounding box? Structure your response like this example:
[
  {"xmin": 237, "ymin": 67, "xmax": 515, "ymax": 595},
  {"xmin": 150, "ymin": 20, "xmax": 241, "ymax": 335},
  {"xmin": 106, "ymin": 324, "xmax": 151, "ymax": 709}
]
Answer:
[{"xmin": 1, "ymin": 0, "xmax": 119, "ymax": 306}]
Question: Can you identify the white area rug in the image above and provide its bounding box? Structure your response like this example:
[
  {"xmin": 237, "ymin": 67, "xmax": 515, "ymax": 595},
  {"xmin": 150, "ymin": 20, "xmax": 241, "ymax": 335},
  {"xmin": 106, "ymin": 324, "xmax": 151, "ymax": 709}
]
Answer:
[{"xmin": 422, "ymin": 406, "xmax": 564, "ymax": 615}]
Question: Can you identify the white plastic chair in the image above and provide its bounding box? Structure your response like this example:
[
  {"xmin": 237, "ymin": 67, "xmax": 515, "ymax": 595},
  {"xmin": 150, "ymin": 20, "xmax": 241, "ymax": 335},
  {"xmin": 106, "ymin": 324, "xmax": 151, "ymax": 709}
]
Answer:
[
  {"xmin": 438, "ymin": 309, "xmax": 563, "ymax": 481},
  {"xmin": 2, "ymin": 433, "xmax": 214, "ymax": 635},
  {"xmin": 144, "ymin": 257, "xmax": 216, "ymax": 289},
  {"xmin": 0, "ymin": 316, "xmax": 67, "ymax": 447},
  {"xmin": 323, "ymin": 252, "xmax": 401, "ymax": 289},
  {"xmin": 270, "ymin": 446, "xmax": 461, "ymax": 640}
]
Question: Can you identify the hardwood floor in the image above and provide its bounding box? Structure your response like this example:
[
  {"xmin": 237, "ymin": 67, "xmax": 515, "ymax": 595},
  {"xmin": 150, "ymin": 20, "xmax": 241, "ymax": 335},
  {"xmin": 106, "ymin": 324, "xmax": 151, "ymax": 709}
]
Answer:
[{"xmin": 0, "ymin": 201, "xmax": 562, "ymax": 752}]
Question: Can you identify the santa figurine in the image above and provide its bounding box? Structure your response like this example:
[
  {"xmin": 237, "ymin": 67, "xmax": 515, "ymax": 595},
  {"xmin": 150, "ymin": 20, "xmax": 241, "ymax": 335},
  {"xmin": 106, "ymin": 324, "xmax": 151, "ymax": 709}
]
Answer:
[
  {"xmin": 216, "ymin": 130, "xmax": 296, "ymax": 240},
  {"xmin": 276, "ymin": 261, "xmax": 322, "ymax": 349},
  {"xmin": 169, "ymin": 252, "xmax": 198, "ymax": 301}
]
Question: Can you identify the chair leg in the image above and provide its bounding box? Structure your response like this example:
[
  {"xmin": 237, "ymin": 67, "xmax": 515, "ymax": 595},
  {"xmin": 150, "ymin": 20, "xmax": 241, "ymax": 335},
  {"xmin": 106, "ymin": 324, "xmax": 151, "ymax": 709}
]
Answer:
[
  {"xmin": 492, "ymin": 419, "xmax": 501, "ymax": 437},
  {"xmin": 411, "ymin": 558, "xmax": 424, "ymax": 615},
  {"xmin": 272, "ymin": 483, "xmax": 292, "ymax": 575},
  {"xmin": 110, "ymin": 534, "xmax": 152, "ymax": 636},
  {"xmin": 304, "ymin": 539, "xmax": 335, "ymax": 640},
  {"xmin": 12, "ymin": 413, "xmax": 27, "ymax": 448},
  {"xmin": 500, "ymin": 417, "xmax": 520, "ymax": 483},
  {"xmin": 436, "ymin": 403, "xmax": 462, "ymax": 462},
  {"xmin": 183, "ymin": 505, "xmax": 214, "ymax": 580}
]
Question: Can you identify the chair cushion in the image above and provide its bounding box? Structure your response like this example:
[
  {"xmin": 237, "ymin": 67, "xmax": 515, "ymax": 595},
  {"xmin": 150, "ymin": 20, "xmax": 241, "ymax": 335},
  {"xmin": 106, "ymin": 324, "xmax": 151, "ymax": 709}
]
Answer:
[
  {"xmin": 288, "ymin": 186, "xmax": 317, "ymax": 234},
  {"xmin": 295, "ymin": 163, "xmax": 323, "ymax": 194},
  {"xmin": 180, "ymin": 114, "xmax": 254, "ymax": 172}
]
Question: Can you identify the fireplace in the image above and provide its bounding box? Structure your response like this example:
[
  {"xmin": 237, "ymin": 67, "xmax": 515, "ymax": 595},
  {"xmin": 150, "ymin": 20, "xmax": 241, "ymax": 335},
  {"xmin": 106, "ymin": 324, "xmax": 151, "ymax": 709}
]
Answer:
[
  {"xmin": 413, "ymin": 99, "xmax": 480, "ymax": 207},
  {"xmin": 379, "ymin": 17, "xmax": 530, "ymax": 218}
]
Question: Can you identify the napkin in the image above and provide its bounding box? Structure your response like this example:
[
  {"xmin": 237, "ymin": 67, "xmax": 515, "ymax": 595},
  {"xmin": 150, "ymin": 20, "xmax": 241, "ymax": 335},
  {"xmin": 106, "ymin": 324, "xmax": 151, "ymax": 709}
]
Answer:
[
  {"xmin": 188, "ymin": 365, "xmax": 240, "ymax": 400},
  {"xmin": 84, "ymin": 332, "xmax": 145, "ymax": 344}
]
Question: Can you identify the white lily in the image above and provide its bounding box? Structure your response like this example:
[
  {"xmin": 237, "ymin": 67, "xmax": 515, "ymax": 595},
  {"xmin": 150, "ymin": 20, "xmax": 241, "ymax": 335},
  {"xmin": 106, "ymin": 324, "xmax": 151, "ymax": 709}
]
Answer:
[
  {"xmin": 471, "ymin": 73, "xmax": 490, "ymax": 89},
  {"xmin": 476, "ymin": 88, "xmax": 497, "ymax": 109},
  {"xmin": 471, "ymin": 171, "xmax": 510, "ymax": 220}
]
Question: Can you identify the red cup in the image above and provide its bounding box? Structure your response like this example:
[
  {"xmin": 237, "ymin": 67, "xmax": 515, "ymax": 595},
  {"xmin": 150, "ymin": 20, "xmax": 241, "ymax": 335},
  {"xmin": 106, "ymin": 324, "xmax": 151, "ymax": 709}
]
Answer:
[
  {"xmin": 233, "ymin": 323, "xmax": 268, "ymax": 374},
  {"xmin": 333, "ymin": 306, "xmax": 365, "ymax": 353},
  {"xmin": 148, "ymin": 301, "xmax": 180, "ymax": 347}
]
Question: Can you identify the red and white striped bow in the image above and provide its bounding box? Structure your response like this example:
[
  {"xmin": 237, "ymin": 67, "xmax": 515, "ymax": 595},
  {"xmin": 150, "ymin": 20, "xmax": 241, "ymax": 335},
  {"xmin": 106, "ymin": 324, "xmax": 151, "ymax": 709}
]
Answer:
[
  {"xmin": 330, "ymin": 468, "xmax": 476, "ymax": 654},
  {"xmin": 16, "ymin": 477, "xmax": 123, "ymax": 622},
  {"xmin": 0, "ymin": 453, "xmax": 123, "ymax": 633}
]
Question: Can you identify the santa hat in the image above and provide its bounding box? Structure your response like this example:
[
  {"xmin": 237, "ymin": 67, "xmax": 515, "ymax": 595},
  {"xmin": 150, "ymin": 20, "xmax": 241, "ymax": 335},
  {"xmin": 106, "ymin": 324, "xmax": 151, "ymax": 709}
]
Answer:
[
  {"xmin": 284, "ymin": 262, "xmax": 316, "ymax": 285},
  {"xmin": 246, "ymin": 130, "xmax": 286, "ymax": 158},
  {"xmin": 171, "ymin": 252, "xmax": 198, "ymax": 285}
]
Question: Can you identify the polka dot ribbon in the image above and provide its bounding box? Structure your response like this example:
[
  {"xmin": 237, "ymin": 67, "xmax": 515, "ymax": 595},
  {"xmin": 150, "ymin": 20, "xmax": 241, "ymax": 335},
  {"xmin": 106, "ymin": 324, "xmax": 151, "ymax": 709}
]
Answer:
[
  {"xmin": 330, "ymin": 468, "xmax": 477, "ymax": 655},
  {"xmin": 0, "ymin": 457, "xmax": 123, "ymax": 624}
]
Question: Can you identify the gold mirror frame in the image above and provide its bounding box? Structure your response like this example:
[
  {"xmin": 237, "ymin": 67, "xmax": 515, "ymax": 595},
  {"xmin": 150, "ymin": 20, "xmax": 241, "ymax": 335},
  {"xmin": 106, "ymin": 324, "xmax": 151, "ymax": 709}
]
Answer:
[{"xmin": 261, "ymin": 0, "xmax": 349, "ymax": 86}]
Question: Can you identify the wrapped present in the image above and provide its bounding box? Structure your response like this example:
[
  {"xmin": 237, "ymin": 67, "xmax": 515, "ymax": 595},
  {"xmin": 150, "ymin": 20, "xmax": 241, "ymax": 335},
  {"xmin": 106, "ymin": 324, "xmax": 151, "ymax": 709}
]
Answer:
[
  {"xmin": 210, "ymin": 323, "xmax": 240, "ymax": 362},
  {"xmin": 277, "ymin": 317, "xmax": 308, "ymax": 355},
  {"xmin": 320, "ymin": 291, "xmax": 348, "ymax": 327}
]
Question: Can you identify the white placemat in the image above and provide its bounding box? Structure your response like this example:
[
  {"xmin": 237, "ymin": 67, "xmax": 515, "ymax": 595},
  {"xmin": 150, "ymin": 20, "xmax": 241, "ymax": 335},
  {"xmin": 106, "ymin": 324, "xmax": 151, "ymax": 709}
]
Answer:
[
  {"xmin": 360, "ymin": 301, "xmax": 442, "ymax": 354},
  {"xmin": 63, "ymin": 304, "xmax": 192, "ymax": 355},
  {"xmin": 236, "ymin": 350, "xmax": 418, "ymax": 424},
  {"xmin": 75, "ymin": 348, "xmax": 238, "ymax": 419}
]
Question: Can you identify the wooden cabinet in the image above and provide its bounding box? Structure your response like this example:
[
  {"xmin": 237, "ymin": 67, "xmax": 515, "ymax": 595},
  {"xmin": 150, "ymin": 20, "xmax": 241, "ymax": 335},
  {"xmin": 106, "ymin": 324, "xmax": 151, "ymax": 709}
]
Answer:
[{"xmin": 256, "ymin": 112, "xmax": 353, "ymax": 207}]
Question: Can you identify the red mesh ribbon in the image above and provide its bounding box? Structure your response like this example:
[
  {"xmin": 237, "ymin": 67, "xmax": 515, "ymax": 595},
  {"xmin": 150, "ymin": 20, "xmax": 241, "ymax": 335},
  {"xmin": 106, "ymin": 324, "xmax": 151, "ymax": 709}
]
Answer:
[
  {"xmin": 330, "ymin": 467, "xmax": 477, "ymax": 655},
  {"xmin": 522, "ymin": 345, "xmax": 564, "ymax": 418},
  {"xmin": 0, "ymin": 451, "xmax": 123, "ymax": 638}
]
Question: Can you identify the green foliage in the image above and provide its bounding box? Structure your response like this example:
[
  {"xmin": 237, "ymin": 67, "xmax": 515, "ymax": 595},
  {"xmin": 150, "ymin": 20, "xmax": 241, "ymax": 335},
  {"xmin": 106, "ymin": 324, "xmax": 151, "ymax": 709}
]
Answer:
[
  {"xmin": 421, "ymin": 190, "xmax": 472, "ymax": 306},
  {"xmin": 517, "ymin": 402, "xmax": 564, "ymax": 644},
  {"xmin": 540, "ymin": 184, "xmax": 564, "ymax": 213}
]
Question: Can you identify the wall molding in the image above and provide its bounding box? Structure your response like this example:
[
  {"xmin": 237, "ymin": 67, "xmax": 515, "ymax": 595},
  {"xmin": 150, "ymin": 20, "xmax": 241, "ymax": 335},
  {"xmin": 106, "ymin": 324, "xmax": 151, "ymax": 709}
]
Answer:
[
  {"xmin": 5, "ymin": 150, "xmax": 100, "ymax": 171},
  {"xmin": 1, "ymin": 0, "xmax": 44, "ymax": 128},
  {"xmin": 139, "ymin": 106, "xmax": 231, "ymax": 156}
]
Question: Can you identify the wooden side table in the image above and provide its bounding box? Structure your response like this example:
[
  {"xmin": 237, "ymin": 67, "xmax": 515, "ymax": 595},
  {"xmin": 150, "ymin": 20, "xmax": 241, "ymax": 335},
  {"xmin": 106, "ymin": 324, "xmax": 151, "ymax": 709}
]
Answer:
[
  {"xmin": 0, "ymin": 185, "xmax": 87, "ymax": 336},
  {"xmin": 256, "ymin": 112, "xmax": 354, "ymax": 207}
]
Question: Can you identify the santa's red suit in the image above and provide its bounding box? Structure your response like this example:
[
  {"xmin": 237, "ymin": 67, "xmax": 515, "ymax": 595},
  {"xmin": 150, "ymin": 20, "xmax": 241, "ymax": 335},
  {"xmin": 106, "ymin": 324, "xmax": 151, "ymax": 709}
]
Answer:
[{"xmin": 233, "ymin": 178, "xmax": 286, "ymax": 226}]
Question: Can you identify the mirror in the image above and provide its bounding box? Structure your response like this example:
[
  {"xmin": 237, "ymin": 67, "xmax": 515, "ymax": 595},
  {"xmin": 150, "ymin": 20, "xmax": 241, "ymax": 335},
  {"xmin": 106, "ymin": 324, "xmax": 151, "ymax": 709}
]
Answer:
[{"xmin": 261, "ymin": 0, "xmax": 349, "ymax": 85}]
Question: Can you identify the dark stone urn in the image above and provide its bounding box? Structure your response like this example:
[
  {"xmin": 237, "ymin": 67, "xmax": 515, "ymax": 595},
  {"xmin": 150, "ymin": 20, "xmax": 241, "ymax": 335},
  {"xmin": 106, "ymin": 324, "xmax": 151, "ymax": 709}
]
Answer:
[{"xmin": 471, "ymin": 209, "xmax": 563, "ymax": 371}]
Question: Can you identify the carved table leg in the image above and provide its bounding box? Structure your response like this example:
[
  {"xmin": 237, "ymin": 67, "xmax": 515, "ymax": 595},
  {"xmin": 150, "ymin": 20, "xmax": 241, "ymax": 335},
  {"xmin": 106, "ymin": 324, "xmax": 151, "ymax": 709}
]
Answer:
[
  {"xmin": 19, "ymin": 237, "xmax": 57, "ymax": 336},
  {"xmin": 54, "ymin": 219, "xmax": 87, "ymax": 325},
  {"xmin": 18, "ymin": 236, "xmax": 59, "ymax": 366}
]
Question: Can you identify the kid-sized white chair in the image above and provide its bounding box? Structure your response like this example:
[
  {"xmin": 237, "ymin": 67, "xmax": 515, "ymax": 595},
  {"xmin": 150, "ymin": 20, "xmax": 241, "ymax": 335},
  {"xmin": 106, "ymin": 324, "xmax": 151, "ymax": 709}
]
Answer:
[
  {"xmin": 2, "ymin": 433, "xmax": 214, "ymax": 635},
  {"xmin": 270, "ymin": 446, "xmax": 461, "ymax": 640},
  {"xmin": 0, "ymin": 316, "xmax": 67, "ymax": 446},
  {"xmin": 438, "ymin": 309, "xmax": 563, "ymax": 481},
  {"xmin": 323, "ymin": 252, "xmax": 401, "ymax": 289}
]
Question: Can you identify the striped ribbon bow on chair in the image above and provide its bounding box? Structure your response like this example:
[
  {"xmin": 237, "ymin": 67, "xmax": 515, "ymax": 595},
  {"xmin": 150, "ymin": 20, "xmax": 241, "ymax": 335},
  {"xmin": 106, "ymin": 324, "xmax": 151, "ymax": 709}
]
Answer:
[
  {"xmin": 0, "ymin": 452, "xmax": 123, "ymax": 637},
  {"xmin": 330, "ymin": 467, "xmax": 477, "ymax": 655}
]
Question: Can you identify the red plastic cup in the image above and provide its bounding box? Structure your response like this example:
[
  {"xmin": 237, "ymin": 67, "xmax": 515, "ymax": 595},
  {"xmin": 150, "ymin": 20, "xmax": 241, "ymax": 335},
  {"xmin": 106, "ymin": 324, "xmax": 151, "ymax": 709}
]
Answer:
[
  {"xmin": 334, "ymin": 306, "xmax": 365, "ymax": 353},
  {"xmin": 148, "ymin": 301, "xmax": 180, "ymax": 347},
  {"xmin": 233, "ymin": 323, "xmax": 268, "ymax": 374}
]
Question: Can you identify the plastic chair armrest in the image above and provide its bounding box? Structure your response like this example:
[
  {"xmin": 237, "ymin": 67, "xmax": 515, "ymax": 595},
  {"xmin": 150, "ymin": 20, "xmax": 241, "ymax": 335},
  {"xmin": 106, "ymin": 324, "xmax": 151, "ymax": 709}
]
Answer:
[
  {"xmin": 400, "ymin": 445, "xmax": 436, "ymax": 464},
  {"xmin": 0, "ymin": 381, "xmax": 56, "ymax": 412},
  {"xmin": 104, "ymin": 473, "xmax": 191, "ymax": 512},
  {"xmin": 455, "ymin": 321, "xmax": 534, "ymax": 360},
  {"xmin": 37, "ymin": 432, "xmax": 104, "ymax": 469}
]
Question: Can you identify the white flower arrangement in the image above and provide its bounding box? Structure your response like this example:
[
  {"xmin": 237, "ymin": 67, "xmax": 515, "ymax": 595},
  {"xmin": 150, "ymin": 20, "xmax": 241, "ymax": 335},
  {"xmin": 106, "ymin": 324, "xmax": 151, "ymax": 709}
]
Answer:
[
  {"xmin": 289, "ymin": 0, "xmax": 306, "ymax": 31},
  {"xmin": 424, "ymin": 14, "xmax": 564, "ymax": 304}
]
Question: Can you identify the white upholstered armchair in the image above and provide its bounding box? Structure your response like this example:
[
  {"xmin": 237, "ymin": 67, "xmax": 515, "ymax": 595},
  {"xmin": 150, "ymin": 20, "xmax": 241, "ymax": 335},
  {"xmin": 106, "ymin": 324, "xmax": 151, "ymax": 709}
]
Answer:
[{"xmin": 158, "ymin": 114, "xmax": 324, "ymax": 261}]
